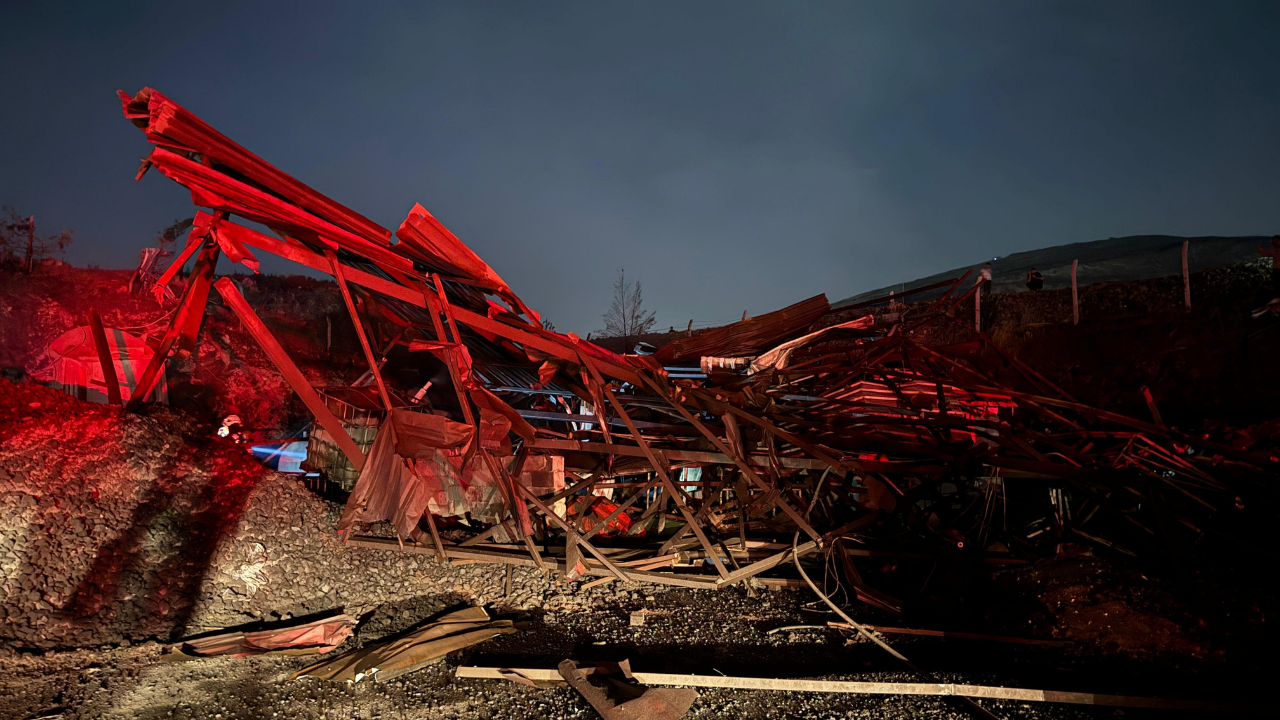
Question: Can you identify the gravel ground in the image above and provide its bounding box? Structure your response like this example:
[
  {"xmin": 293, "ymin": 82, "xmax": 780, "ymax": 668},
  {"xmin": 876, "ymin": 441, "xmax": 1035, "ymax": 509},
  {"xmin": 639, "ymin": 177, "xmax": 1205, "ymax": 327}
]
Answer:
[
  {"xmin": 0, "ymin": 586, "xmax": 1117, "ymax": 720},
  {"xmin": 0, "ymin": 577, "xmax": 1246, "ymax": 720}
]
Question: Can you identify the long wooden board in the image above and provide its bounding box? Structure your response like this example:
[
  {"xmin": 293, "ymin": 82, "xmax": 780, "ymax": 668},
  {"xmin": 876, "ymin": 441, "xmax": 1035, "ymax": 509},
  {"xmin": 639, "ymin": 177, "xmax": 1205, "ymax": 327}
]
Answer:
[{"xmin": 455, "ymin": 667, "xmax": 1266, "ymax": 713}]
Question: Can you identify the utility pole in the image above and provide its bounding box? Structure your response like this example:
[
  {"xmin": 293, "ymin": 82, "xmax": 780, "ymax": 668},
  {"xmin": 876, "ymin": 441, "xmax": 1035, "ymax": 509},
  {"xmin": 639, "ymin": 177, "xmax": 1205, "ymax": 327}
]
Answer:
[{"xmin": 24, "ymin": 216, "xmax": 34, "ymax": 273}]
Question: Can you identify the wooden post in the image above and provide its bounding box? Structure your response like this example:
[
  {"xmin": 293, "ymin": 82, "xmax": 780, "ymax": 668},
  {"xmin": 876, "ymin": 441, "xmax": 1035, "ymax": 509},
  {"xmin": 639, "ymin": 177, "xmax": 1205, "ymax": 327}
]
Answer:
[
  {"xmin": 514, "ymin": 480, "xmax": 632, "ymax": 583},
  {"xmin": 326, "ymin": 250, "xmax": 393, "ymax": 413},
  {"xmin": 24, "ymin": 216, "xmax": 34, "ymax": 273},
  {"xmin": 176, "ymin": 250, "xmax": 218, "ymax": 355},
  {"xmin": 87, "ymin": 309, "xmax": 122, "ymax": 406},
  {"xmin": 213, "ymin": 278, "xmax": 366, "ymax": 470},
  {"xmin": 429, "ymin": 273, "xmax": 476, "ymax": 426},
  {"xmin": 1071, "ymin": 259, "xmax": 1079, "ymax": 326},
  {"xmin": 1182, "ymin": 240, "xmax": 1191, "ymax": 311},
  {"xmin": 974, "ymin": 284, "xmax": 981, "ymax": 333}
]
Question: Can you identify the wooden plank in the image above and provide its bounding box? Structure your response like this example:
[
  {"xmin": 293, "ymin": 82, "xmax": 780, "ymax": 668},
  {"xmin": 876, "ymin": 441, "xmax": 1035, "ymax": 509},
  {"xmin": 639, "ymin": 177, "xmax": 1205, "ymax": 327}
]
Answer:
[
  {"xmin": 716, "ymin": 540, "xmax": 819, "ymax": 586},
  {"xmin": 213, "ymin": 278, "xmax": 365, "ymax": 470},
  {"xmin": 527, "ymin": 439, "xmax": 827, "ymax": 470},
  {"xmin": 175, "ymin": 240, "xmax": 219, "ymax": 355},
  {"xmin": 152, "ymin": 223, "xmax": 206, "ymax": 297},
  {"xmin": 1182, "ymin": 239, "xmax": 1191, "ymax": 311},
  {"xmin": 326, "ymin": 250, "xmax": 393, "ymax": 412},
  {"xmin": 430, "ymin": 273, "xmax": 476, "ymax": 425},
  {"xmin": 122, "ymin": 88, "xmax": 392, "ymax": 245},
  {"xmin": 454, "ymin": 668, "xmax": 1266, "ymax": 713},
  {"xmin": 347, "ymin": 536, "xmax": 718, "ymax": 589},
  {"xmin": 1071, "ymin": 259, "xmax": 1079, "ymax": 325},
  {"xmin": 142, "ymin": 147, "xmax": 409, "ymax": 273},
  {"xmin": 216, "ymin": 216, "xmax": 648, "ymax": 384},
  {"xmin": 87, "ymin": 309, "xmax": 122, "ymax": 406}
]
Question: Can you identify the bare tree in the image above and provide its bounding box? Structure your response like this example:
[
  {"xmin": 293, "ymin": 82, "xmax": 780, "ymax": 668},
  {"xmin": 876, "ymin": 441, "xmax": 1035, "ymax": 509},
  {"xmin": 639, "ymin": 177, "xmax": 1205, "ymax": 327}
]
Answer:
[{"xmin": 601, "ymin": 269, "xmax": 656, "ymax": 352}]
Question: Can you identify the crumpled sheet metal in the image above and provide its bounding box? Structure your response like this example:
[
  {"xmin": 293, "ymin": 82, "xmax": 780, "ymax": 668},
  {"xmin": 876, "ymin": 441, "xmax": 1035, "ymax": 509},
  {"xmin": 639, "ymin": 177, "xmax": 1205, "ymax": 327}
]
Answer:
[
  {"xmin": 654, "ymin": 293, "xmax": 829, "ymax": 363},
  {"xmin": 747, "ymin": 314, "xmax": 875, "ymax": 374},
  {"xmin": 557, "ymin": 659, "xmax": 698, "ymax": 720},
  {"xmin": 169, "ymin": 614, "xmax": 354, "ymax": 658},
  {"xmin": 291, "ymin": 606, "xmax": 515, "ymax": 683},
  {"xmin": 338, "ymin": 411, "xmax": 506, "ymax": 540},
  {"xmin": 337, "ymin": 417, "xmax": 427, "ymax": 540}
]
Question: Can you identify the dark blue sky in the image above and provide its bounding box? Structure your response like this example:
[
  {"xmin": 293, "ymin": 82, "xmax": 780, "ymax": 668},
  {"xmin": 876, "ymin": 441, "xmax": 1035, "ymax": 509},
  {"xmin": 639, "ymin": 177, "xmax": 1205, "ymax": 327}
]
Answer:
[{"xmin": 3, "ymin": 1, "xmax": 1279, "ymax": 333}]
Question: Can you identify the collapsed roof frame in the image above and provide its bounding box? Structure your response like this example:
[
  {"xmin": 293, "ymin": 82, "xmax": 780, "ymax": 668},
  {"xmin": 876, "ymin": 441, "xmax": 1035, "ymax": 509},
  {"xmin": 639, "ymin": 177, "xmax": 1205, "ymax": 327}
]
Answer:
[{"xmin": 119, "ymin": 87, "xmax": 1276, "ymax": 595}]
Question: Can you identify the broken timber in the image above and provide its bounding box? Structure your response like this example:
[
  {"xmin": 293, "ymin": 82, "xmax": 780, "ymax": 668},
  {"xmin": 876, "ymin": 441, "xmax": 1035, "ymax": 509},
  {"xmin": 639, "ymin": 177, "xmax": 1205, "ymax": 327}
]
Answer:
[{"xmin": 456, "ymin": 667, "xmax": 1267, "ymax": 714}]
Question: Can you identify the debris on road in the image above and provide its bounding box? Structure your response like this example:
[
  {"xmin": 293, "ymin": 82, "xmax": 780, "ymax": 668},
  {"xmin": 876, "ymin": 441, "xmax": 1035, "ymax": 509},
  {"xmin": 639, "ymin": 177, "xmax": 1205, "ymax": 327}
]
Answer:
[
  {"xmin": 166, "ymin": 613, "xmax": 354, "ymax": 658},
  {"xmin": 556, "ymin": 659, "xmax": 699, "ymax": 720},
  {"xmin": 290, "ymin": 606, "xmax": 514, "ymax": 683}
]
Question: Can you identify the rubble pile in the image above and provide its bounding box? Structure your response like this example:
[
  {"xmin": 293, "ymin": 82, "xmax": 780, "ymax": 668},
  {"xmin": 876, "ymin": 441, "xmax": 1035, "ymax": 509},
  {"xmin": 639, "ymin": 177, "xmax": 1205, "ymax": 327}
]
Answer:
[{"xmin": 99, "ymin": 86, "xmax": 1280, "ymax": 609}]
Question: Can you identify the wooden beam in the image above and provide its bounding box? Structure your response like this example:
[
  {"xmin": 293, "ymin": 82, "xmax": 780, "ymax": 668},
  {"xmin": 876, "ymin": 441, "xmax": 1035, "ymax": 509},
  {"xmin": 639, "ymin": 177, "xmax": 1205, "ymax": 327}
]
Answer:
[
  {"xmin": 346, "ymin": 535, "xmax": 724, "ymax": 587},
  {"xmin": 640, "ymin": 376, "xmax": 819, "ymax": 543},
  {"xmin": 213, "ymin": 278, "xmax": 366, "ymax": 470},
  {"xmin": 87, "ymin": 309, "xmax": 122, "ymax": 406},
  {"xmin": 715, "ymin": 539, "xmax": 819, "ymax": 587},
  {"xmin": 176, "ymin": 244, "xmax": 219, "ymax": 355},
  {"xmin": 527, "ymin": 438, "xmax": 828, "ymax": 470},
  {"xmin": 326, "ymin": 250, "xmax": 393, "ymax": 412},
  {"xmin": 454, "ymin": 668, "xmax": 1266, "ymax": 713},
  {"xmin": 216, "ymin": 216, "xmax": 642, "ymax": 383},
  {"xmin": 1071, "ymin": 258, "xmax": 1079, "ymax": 325}
]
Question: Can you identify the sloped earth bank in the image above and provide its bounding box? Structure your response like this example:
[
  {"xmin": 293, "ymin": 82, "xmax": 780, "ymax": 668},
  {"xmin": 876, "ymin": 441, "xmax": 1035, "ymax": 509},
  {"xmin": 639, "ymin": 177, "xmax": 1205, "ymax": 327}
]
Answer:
[{"xmin": 1, "ymin": 380, "xmax": 1273, "ymax": 718}]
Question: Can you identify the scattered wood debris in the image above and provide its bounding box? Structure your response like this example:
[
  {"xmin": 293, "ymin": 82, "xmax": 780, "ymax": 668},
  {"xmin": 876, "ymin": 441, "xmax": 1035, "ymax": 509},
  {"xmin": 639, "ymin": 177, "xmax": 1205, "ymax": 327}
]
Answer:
[
  {"xmin": 291, "ymin": 606, "xmax": 514, "ymax": 683},
  {"xmin": 556, "ymin": 659, "xmax": 699, "ymax": 720}
]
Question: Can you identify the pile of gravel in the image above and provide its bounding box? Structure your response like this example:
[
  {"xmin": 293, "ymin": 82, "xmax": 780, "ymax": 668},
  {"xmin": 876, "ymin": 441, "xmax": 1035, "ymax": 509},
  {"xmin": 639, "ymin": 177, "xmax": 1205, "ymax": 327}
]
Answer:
[{"xmin": 0, "ymin": 379, "xmax": 647, "ymax": 652}]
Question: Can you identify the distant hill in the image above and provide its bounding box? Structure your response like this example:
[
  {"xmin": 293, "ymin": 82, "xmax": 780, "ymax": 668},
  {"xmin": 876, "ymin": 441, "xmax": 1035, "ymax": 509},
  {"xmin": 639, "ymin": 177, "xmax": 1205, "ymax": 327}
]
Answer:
[{"xmin": 834, "ymin": 234, "xmax": 1272, "ymax": 308}]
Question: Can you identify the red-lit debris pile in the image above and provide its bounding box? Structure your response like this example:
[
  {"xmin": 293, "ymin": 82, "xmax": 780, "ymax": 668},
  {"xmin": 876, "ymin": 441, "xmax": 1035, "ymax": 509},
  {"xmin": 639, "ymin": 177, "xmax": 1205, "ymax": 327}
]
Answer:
[
  {"xmin": 116, "ymin": 87, "xmax": 1280, "ymax": 606},
  {"xmin": 0, "ymin": 378, "xmax": 544, "ymax": 651}
]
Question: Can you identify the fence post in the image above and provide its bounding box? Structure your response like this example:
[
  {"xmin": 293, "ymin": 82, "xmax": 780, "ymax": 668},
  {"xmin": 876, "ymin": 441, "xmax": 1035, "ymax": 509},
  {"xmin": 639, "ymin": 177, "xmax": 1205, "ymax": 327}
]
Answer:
[
  {"xmin": 1071, "ymin": 259, "xmax": 1079, "ymax": 325},
  {"xmin": 1182, "ymin": 240, "xmax": 1191, "ymax": 311},
  {"xmin": 975, "ymin": 284, "xmax": 981, "ymax": 332}
]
